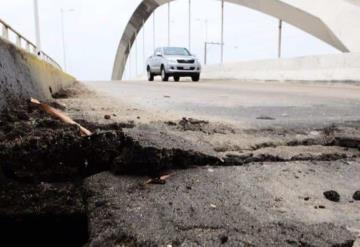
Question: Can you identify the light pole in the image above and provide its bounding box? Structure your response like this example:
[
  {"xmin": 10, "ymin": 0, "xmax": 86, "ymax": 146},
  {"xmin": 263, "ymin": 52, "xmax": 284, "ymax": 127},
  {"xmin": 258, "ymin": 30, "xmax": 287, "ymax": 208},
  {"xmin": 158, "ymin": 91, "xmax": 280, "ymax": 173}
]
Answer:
[
  {"xmin": 143, "ymin": 19, "xmax": 146, "ymax": 73},
  {"xmin": 135, "ymin": 30, "xmax": 138, "ymax": 77},
  {"xmin": 220, "ymin": 0, "xmax": 224, "ymax": 64},
  {"xmin": 60, "ymin": 8, "xmax": 75, "ymax": 72},
  {"xmin": 278, "ymin": 19, "xmax": 282, "ymax": 58},
  {"xmin": 168, "ymin": 2, "xmax": 171, "ymax": 46},
  {"xmin": 204, "ymin": 42, "xmax": 222, "ymax": 65},
  {"xmin": 196, "ymin": 18, "xmax": 208, "ymax": 42},
  {"xmin": 153, "ymin": 11, "xmax": 156, "ymax": 51},
  {"xmin": 188, "ymin": 0, "xmax": 191, "ymax": 51},
  {"xmin": 33, "ymin": 0, "xmax": 41, "ymax": 55}
]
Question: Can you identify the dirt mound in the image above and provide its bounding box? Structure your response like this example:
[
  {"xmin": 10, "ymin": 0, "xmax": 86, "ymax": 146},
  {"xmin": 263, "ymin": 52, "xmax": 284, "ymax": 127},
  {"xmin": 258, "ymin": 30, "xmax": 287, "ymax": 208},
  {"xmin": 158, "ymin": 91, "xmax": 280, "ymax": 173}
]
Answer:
[{"xmin": 52, "ymin": 82, "xmax": 94, "ymax": 99}]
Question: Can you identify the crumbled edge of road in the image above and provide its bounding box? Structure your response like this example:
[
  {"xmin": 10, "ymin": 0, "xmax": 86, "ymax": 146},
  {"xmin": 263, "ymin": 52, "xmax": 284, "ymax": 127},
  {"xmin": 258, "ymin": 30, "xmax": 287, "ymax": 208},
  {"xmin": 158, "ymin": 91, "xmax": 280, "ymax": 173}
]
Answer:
[{"xmin": 1, "ymin": 97, "xmax": 360, "ymax": 246}]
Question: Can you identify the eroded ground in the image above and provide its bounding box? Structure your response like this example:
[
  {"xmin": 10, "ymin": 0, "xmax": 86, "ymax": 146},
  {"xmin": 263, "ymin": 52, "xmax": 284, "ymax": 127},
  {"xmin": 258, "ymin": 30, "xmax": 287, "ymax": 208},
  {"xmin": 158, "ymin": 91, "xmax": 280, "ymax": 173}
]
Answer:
[{"xmin": 0, "ymin": 82, "xmax": 360, "ymax": 246}]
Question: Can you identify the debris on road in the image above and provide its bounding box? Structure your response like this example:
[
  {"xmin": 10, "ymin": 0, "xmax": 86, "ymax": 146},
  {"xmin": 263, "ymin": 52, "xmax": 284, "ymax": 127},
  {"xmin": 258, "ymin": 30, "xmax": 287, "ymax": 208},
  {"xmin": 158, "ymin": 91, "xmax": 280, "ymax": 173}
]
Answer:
[
  {"xmin": 30, "ymin": 98, "xmax": 92, "ymax": 136},
  {"xmin": 104, "ymin": 114, "xmax": 111, "ymax": 120},
  {"xmin": 323, "ymin": 190, "xmax": 341, "ymax": 202},
  {"xmin": 353, "ymin": 191, "xmax": 360, "ymax": 201},
  {"xmin": 256, "ymin": 115, "xmax": 276, "ymax": 120},
  {"xmin": 179, "ymin": 118, "xmax": 209, "ymax": 132},
  {"xmin": 145, "ymin": 174, "xmax": 173, "ymax": 185}
]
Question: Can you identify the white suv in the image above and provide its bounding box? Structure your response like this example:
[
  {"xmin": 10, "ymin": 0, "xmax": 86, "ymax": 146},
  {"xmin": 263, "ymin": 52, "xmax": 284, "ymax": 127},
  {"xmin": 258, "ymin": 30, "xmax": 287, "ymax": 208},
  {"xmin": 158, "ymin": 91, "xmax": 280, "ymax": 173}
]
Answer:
[{"xmin": 146, "ymin": 47, "xmax": 201, "ymax": 82}]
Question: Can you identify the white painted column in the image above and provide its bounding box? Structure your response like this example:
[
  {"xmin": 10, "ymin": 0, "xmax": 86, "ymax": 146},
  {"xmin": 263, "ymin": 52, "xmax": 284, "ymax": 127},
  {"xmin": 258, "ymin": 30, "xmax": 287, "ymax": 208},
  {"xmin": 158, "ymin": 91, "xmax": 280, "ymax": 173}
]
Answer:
[{"xmin": 2, "ymin": 24, "xmax": 9, "ymax": 40}]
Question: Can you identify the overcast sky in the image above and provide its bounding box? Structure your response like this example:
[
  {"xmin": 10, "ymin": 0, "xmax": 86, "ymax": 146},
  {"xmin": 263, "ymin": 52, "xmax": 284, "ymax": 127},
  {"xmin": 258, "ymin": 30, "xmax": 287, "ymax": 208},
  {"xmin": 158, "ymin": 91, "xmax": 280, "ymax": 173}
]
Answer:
[{"xmin": 0, "ymin": 0, "xmax": 339, "ymax": 80}]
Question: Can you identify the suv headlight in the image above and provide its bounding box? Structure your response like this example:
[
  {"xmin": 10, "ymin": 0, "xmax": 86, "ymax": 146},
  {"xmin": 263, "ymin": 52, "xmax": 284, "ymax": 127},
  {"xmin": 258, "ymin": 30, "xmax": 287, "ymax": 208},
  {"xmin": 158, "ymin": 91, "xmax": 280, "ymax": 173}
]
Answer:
[{"xmin": 168, "ymin": 59, "xmax": 177, "ymax": 64}]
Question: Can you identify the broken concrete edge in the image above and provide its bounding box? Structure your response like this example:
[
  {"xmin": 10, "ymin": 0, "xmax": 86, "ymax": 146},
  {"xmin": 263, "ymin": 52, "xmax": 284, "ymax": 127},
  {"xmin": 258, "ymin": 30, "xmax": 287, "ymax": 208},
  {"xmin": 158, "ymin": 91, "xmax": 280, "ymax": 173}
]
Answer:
[
  {"xmin": 0, "ymin": 37, "xmax": 76, "ymax": 111},
  {"xmin": 2, "ymin": 101, "xmax": 360, "ymax": 183},
  {"xmin": 1, "ymin": 103, "xmax": 360, "ymax": 246}
]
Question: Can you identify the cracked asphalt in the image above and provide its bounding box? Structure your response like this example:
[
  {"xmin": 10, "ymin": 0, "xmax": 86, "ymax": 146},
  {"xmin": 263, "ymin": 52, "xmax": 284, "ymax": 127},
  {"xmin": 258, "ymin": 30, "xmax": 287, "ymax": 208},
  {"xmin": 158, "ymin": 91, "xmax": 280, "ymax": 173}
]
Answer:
[{"xmin": 58, "ymin": 80, "xmax": 360, "ymax": 246}]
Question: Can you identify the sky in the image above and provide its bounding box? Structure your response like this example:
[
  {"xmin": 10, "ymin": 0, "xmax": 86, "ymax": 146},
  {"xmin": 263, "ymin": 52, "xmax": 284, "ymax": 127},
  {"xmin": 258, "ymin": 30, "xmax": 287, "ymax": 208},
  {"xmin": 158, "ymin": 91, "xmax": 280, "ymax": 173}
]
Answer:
[{"xmin": 0, "ymin": 0, "xmax": 339, "ymax": 80}]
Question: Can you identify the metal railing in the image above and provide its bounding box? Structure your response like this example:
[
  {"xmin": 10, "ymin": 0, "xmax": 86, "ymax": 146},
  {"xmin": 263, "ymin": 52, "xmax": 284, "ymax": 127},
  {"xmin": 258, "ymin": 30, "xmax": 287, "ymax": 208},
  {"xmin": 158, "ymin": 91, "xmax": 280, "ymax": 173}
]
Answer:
[{"xmin": 0, "ymin": 18, "xmax": 62, "ymax": 70}]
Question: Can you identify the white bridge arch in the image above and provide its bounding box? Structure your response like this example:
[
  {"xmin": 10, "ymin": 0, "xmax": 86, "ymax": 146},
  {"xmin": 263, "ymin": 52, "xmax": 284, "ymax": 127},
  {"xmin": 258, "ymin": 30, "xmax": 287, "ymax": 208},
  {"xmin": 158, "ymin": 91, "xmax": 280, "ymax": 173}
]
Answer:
[{"xmin": 112, "ymin": 0, "xmax": 360, "ymax": 80}]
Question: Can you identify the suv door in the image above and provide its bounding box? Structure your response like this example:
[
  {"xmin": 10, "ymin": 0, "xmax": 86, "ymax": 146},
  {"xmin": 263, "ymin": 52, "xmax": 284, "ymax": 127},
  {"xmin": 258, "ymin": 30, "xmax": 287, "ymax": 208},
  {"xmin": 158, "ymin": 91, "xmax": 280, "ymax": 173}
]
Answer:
[{"xmin": 153, "ymin": 48, "xmax": 162, "ymax": 73}]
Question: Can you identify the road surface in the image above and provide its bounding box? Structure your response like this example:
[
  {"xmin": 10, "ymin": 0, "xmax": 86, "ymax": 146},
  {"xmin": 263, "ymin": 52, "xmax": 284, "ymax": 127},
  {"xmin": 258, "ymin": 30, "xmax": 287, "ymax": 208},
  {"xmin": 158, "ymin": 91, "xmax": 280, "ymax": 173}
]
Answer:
[
  {"xmin": 83, "ymin": 79, "xmax": 360, "ymax": 128},
  {"xmin": 56, "ymin": 79, "xmax": 360, "ymax": 246}
]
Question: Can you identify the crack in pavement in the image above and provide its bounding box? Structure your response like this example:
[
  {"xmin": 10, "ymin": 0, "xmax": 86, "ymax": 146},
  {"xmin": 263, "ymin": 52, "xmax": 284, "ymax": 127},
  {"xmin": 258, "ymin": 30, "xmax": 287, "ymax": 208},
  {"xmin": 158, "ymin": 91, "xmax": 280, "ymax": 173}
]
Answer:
[{"xmin": 1, "ymin": 100, "xmax": 360, "ymax": 246}]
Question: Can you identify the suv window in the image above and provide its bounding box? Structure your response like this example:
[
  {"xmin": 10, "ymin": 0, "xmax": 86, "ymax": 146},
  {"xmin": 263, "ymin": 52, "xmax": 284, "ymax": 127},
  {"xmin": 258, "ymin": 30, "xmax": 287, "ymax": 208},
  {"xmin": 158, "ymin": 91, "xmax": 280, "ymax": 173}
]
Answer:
[
  {"xmin": 154, "ymin": 48, "xmax": 161, "ymax": 55},
  {"xmin": 163, "ymin": 47, "xmax": 190, "ymax": 56}
]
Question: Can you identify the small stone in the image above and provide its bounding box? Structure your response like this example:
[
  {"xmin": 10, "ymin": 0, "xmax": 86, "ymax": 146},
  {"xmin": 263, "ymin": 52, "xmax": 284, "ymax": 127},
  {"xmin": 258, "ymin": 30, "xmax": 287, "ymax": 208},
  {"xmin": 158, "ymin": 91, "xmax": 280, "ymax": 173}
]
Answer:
[
  {"xmin": 186, "ymin": 185, "xmax": 192, "ymax": 190},
  {"xmin": 104, "ymin": 115, "xmax": 111, "ymax": 120},
  {"xmin": 210, "ymin": 204, "xmax": 217, "ymax": 209},
  {"xmin": 353, "ymin": 191, "xmax": 360, "ymax": 201},
  {"xmin": 319, "ymin": 205, "xmax": 326, "ymax": 209},
  {"xmin": 95, "ymin": 200, "xmax": 107, "ymax": 208},
  {"xmin": 220, "ymin": 235, "xmax": 228, "ymax": 244},
  {"xmin": 256, "ymin": 115, "xmax": 276, "ymax": 120},
  {"xmin": 323, "ymin": 190, "xmax": 340, "ymax": 202},
  {"xmin": 304, "ymin": 197, "xmax": 310, "ymax": 201}
]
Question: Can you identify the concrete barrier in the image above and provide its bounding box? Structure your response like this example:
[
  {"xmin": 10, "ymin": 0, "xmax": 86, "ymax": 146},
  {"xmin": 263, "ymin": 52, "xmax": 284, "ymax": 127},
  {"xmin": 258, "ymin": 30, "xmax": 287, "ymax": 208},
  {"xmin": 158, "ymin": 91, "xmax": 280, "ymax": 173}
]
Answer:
[
  {"xmin": 0, "ymin": 37, "xmax": 76, "ymax": 110},
  {"xmin": 202, "ymin": 53, "xmax": 360, "ymax": 82}
]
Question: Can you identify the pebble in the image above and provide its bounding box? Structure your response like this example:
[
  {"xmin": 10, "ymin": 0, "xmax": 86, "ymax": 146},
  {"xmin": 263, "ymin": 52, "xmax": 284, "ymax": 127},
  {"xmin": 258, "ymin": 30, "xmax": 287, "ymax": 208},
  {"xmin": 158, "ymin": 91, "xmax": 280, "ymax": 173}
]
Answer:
[
  {"xmin": 353, "ymin": 191, "xmax": 360, "ymax": 201},
  {"xmin": 323, "ymin": 190, "xmax": 340, "ymax": 202}
]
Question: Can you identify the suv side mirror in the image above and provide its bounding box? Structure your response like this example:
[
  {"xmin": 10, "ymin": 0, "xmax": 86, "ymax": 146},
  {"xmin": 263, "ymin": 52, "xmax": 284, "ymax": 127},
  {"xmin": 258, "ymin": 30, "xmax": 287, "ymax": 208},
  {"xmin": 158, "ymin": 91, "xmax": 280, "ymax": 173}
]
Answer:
[{"xmin": 156, "ymin": 52, "xmax": 162, "ymax": 57}]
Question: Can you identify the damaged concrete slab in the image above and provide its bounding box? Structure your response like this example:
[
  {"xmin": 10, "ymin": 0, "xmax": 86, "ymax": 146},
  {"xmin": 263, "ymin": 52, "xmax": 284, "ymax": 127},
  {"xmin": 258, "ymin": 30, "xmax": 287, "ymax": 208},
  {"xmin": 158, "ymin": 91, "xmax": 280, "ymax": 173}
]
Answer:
[
  {"xmin": 1, "ymin": 82, "xmax": 360, "ymax": 246},
  {"xmin": 84, "ymin": 161, "xmax": 359, "ymax": 246}
]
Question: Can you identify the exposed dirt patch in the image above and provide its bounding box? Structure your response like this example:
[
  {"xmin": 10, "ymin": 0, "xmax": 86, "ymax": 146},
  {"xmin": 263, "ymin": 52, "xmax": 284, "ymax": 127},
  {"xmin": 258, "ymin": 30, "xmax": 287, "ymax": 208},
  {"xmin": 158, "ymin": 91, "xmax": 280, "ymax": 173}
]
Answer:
[
  {"xmin": 52, "ymin": 82, "xmax": 94, "ymax": 99},
  {"xmin": 0, "ymin": 101, "xmax": 220, "ymax": 183},
  {"xmin": 167, "ymin": 117, "xmax": 236, "ymax": 134}
]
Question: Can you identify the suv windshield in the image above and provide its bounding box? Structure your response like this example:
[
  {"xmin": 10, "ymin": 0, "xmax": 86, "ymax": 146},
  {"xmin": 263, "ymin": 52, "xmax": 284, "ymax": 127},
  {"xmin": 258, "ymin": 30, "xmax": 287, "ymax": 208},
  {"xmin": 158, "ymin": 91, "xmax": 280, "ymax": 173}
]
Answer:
[{"xmin": 163, "ymin": 47, "xmax": 191, "ymax": 56}]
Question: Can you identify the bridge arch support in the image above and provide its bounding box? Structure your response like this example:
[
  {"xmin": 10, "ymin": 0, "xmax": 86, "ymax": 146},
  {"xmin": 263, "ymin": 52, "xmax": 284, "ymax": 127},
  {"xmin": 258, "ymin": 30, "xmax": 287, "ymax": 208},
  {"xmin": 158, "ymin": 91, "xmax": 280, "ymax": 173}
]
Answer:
[{"xmin": 112, "ymin": 0, "xmax": 360, "ymax": 80}]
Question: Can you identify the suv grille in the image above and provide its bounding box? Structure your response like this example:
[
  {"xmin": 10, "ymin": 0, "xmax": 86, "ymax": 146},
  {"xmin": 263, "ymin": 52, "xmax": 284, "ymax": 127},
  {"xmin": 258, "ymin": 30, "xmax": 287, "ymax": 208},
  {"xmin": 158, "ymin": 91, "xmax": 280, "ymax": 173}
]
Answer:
[{"xmin": 177, "ymin": 59, "xmax": 195, "ymax": 64}]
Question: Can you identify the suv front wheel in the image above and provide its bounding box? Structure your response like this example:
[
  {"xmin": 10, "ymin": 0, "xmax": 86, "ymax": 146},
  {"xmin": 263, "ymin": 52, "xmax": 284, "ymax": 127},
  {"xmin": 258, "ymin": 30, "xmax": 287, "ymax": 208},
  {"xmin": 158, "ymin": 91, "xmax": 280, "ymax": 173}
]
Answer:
[
  {"xmin": 192, "ymin": 74, "xmax": 200, "ymax": 82},
  {"xmin": 161, "ymin": 67, "xmax": 169, "ymax": 81},
  {"xmin": 147, "ymin": 67, "xmax": 154, "ymax": 81}
]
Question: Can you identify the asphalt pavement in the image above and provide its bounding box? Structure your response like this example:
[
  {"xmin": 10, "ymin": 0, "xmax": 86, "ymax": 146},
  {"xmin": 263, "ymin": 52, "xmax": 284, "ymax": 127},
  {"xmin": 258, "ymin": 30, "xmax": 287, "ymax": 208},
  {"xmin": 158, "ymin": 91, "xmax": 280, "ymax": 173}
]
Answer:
[
  {"xmin": 59, "ymin": 80, "xmax": 360, "ymax": 246},
  {"xmin": 83, "ymin": 79, "xmax": 360, "ymax": 128}
]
